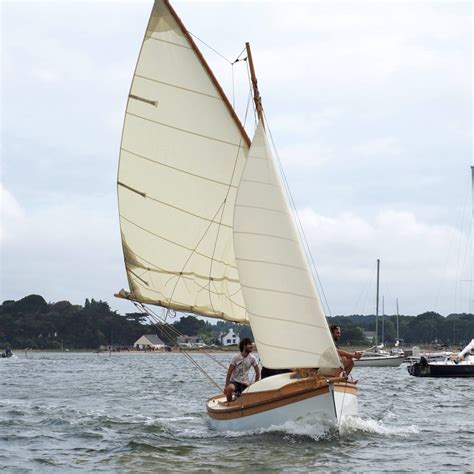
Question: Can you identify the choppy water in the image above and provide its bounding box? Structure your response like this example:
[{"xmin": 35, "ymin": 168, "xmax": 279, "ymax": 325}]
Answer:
[{"xmin": 1, "ymin": 352, "xmax": 473, "ymax": 472}]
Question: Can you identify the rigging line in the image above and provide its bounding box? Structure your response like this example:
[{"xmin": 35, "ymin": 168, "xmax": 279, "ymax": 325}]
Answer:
[
  {"xmin": 262, "ymin": 110, "xmax": 333, "ymax": 317},
  {"xmin": 452, "ymin": 180, "xmax": 470, "ymax": 313},
  {"xmin": 231, "ymin": 47, "xmax": 247, "ymax": 109},
  {"xmin": 206, "ymin": 90, "xmax": 253, "ymax": 318},
  {"xmin": 189, "ymin": 31, "xmax": 233, "ymax": 64},
  {"xmin": 163, "ymin": 90, "xmax": 253, "ymax": 318},
  {"xmin": 132, "ymin": 301, "xmax": 228, "ymax": 371}
]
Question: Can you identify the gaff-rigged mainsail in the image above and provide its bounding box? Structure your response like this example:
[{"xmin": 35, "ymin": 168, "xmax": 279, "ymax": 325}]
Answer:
[{"xmin": 117, "ymin": 0, "xmax": 250, "ymax": 322}]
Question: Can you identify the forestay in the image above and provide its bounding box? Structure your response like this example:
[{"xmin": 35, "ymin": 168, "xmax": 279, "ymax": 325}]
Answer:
[
  {"xmin": 233, "ymin": 124, "xmax": 340, "ymax": 369},
  {"xmin": 117, "ymin": 0, "xmax": 250, "ymax": 322}
]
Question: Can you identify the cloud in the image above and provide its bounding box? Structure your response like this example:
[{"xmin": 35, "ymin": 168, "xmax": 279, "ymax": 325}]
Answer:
[
  {"xmin": 0, "ymin": 184, "xmax": 25, "ymax": 242},
  {"xmin": 297, "ymin": 207, "xmax": 466, "ymax": 315},
  {"xmin": 0, "ymin": 193, "xmax": 130, "ymax": 312},
  {"xmin": 351, "ymin": 137, "xmax": 402, "ymax": 160}
]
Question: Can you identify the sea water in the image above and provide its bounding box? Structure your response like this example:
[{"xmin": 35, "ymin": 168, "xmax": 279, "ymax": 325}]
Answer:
[{"xmin": 1, "ymin": 352, "xmax": 473, "ymax": 472}]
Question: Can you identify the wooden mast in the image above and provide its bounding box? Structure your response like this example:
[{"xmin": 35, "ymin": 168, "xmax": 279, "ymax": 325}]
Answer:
[{"xmin": 245, "ymin": 42, "xmax": 265, "ymax": 127}]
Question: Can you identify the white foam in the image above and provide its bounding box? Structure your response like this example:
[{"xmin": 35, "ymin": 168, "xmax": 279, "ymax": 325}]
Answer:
[{"xmin": 339, "ymin": 415, "xmax": 419, "ymax": 437}]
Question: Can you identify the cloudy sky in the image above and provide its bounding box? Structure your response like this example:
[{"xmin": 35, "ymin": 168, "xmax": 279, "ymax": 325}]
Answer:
[{"xmin": 1, "ymin": 0, "xmax": 472, "ymax": 318}]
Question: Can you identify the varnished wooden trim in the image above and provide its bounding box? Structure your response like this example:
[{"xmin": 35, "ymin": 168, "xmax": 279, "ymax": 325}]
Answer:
[{"xmin": 207, "ymin": 378, "xmax": 338, "ymax": 421}]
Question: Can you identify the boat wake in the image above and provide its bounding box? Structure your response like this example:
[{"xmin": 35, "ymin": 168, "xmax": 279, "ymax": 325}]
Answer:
[{"xmin": 339, "ymin": 415, "xmax": 419, "ymax": 437}]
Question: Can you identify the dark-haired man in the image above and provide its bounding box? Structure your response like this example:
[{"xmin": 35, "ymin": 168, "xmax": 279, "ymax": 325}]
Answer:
[
  {"xmin": 224, "ymin": 337, "xmax": 260, "ymax": 402},
  {"xmin": 329, "ymin": 324, "xmax": 361, "ymax": 380}
]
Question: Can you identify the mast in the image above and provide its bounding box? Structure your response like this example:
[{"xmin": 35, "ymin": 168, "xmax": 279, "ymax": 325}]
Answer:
[
  {"xmin": 245, "ymin": 42, "xmax": 264, "ymax": 127},
  {"xmin": 375, "ymin": 259, "xmax": 380, "ymax": 347},
  {"xmin": 382, "ymin": 295, "xmax": 385, "ymax": 345},
  {"xmin": 396, "ymin": 298, "xmax": 400, "ymax": 342}
]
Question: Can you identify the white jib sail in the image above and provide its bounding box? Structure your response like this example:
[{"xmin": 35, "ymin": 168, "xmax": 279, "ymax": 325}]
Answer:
[
  {"xmin": 117, "ymin": 0, "xmax": 249, "ymax": 322},
  {"xmin": 233, "ymin": 123, "xmax": 340, "ymax": 369}
]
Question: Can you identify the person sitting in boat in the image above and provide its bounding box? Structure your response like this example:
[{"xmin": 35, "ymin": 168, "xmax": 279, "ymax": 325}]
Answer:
[
  {"xmin": 329, "ymin": 324, "xmax": 361, "ymax": 378},
  {"xmin": 224, "ymin": 338, "xmax": 260, "ymax": 402}
]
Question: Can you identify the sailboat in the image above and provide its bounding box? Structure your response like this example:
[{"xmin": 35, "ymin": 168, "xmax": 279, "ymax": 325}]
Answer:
[
  {"xmin": 408, "ymin": 166, "xmax": 474, "ymax": 377},
  {"xmin": 115, "ymin": 0, "xmax": 357, "ymax": 431},
  {"xmin": 355, "ymin": 260, "xmax": 404, "ymax": 367}
]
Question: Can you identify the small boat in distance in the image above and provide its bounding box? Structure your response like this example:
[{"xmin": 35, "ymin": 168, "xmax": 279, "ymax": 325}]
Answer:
[
  {"xmin": 1, "ymin": 347, "xmax": 13, "ymax": 358},
  {"xmin": 408, "ymin": 339, "xmax": 474, "ymax": 377},
  {"xmin": 355, "ymin": 260, "xmax": 404, "ymax": 367},
  {"xmin": 116, "ymin": 0, "xmax": 357, "ymax": 431}
]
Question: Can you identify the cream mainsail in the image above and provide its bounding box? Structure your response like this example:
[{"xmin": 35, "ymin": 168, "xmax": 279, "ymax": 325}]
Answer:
[
  {"xmin": 117, "ymin": 0, "xmax": 250, "ymax": 322},
  {"xmin": 117, "ymin": 0, "xmax": 340, "ymax": 369}
]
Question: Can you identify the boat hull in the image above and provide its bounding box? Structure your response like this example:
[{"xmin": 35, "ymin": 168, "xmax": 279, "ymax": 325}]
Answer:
[
  {"xmin": 408, "ymin": 359, "xmax": 474, "ymax": 377},
  {"xmin": 207, "ymin": 373, "xmax": 357, "ymax": 431},
  {"xmin": 354, "ymin": 355, "xmax": 404, "ymax": 367}
]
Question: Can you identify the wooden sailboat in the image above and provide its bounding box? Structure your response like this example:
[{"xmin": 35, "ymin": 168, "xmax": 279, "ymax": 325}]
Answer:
[{"xmin": 116, "ymin": 0, "xmax": 357, "ymax": 431}]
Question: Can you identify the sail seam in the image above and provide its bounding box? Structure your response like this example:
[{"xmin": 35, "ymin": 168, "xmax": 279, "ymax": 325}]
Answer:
[
  {"xmin": 120, "ymin": 184, "xmax": 233, "ymax": 229},
  {"xmin": 121, "ymin": 147, "xmax": 238, "ymax": 189},
  {"xmin": 126, "ymin": 112, "xmax": 245, "ymax": 148},
  {"xmin": 250, "ymin": 312, "xmax": 327, "ymax": 328},
  {"xmin": 235, "ymin": 257, "xmax": 307, "ymax": 272},
  {"xmin": 144, "ymin": 34, "xmax": 192, "ymax": 50},
  {"xmin": 120, "ymin": 215, "xmax": 238, "ymax": 269},
  {"xmin": 234, "ymin": 203, "xmax": 287, "ymax": 215},
  {"xmin": 234, "ymin": 231, "xmax": 296, "ymax": 242},
  {"xmin": 131, "ymin": 265, "xmax": 240, "ymax": 284},
  {"xmin": 241, "ymin": 178, "xmax": 278, "ymax": 187},
  {"xmin": 240, "ymin": 283, "xmax": 316, "ymax": 300},
  {"xmin": 134, "ymin": 74, "xmax": 222, "ymax": 101},
  {"xmin": 254, "ymin": 338, "xmax": 335, "ymax": 359},
  {"xmin": 127, "ymin": 278, "xmax": 247, "ymax": 317}
]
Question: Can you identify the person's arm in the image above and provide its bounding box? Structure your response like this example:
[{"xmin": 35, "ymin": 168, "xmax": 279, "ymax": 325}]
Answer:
[
  {"xmin": 225, "ymin": 364, "xmax": 235, "ymax": 387},
  {"xmin": 337, "ymin": 349, "xmax": 362, "ymax": 360},
  {"xmin": 253, "ymin": 364, "xmax": 260, "ymax": 382}
]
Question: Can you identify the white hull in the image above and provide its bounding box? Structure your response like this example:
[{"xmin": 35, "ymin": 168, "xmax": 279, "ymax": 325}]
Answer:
[
  {"xmin": 207, "ymin": 374, "xmax": 357, "ymax": 432},
  {"xmin": 355, "ymin": 355, "xmax": 404, "ymax": 367}
]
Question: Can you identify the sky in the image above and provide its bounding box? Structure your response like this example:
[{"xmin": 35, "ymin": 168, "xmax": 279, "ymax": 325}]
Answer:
[{"xmin": 1, "ymin": 0, "xmax": 472, "ymax": 318}]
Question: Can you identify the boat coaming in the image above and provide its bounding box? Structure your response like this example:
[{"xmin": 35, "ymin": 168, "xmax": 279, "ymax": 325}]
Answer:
[
  {"xmin": 354, "ymin": 355, "xmax": 404, "ymax": 367},
  {"xmin": 207, "ymin": 373, "xmax": 357, "ymax": 431}
]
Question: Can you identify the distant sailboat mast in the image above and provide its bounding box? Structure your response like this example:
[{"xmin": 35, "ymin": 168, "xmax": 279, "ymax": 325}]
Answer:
[
  {"xmin": 382, "ymin": 295, "xmax": 385, "ymax": 346},
  {"xmin": 396, "ymin": 297, "xmax": 400, "ymax": 344},
  {"xmin": 375, "ymin": 258, "xmax": 380, "ymax": 347}
]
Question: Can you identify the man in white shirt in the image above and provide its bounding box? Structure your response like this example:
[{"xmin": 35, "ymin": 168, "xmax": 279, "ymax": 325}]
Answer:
[{"xmin": 224, "ymin": 337, "xmax": 260, "ymax": 402}]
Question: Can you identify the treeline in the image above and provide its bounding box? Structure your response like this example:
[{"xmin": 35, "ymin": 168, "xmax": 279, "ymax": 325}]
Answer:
[
  {"xmin": 1, "ymin": 295, "xmax": 473, "ymax": 350},
  {"xmin": 327, "ymin": 312, "xmax": 474, "ymax": 346},
  {"xmin": 0, "ymin": 295, "xmax": 252, "ymax": 350}
]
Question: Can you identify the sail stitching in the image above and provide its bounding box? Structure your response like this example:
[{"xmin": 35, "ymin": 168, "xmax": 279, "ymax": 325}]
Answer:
[
  {"xmin": 240, "ymin": 178, "xmax": 278, "ymax": 187},
  {"xmin": 121, "ymin": 147, "xmax": 238, "ymax": 189},
  {"xmin": 134, "ymin": 74, "xmax": 222, "ymax": 101},
  {"xmin": 120, "ymin": 215, "xmax": 238, "ymax": 269},
  {"xmin": 250, "ymin": 311, "xmax": 327, "ymax": 329},
  {"xmin": 234, "ymin": 203, "xmax": 287, "ymax": 215},
  {"xmin": 119, "ymin": 183, "xmax": 233, "ymax": 229},
  {"xmin": 126, "ymin": 112, "xmax": 245, "ymax": 148},
  {"xmin": 127, "ymin": 277, "xmax": 246, "ymax": 319},
  {"xmin": 255, "ymin": 338, "xmax": 334, "ymax": 358},
  {"xmin": 144, "ymin": 34, "xmax": 192, "ymax": 50},
  {"xmin": 203, "ymin": 89, "xmax": 254, "ymax": 320},
  {"xmin": 132, "ymin": 264, "xmax": 240, "ymax": 284},
  {"xmin": 235, "ymin": 257, "xmax": 307, "ymax": 272},
  {"xmin": 240, "ymin": 283, "xmax": 316, "ymax": 300},
  {"xmin": 234, "ymin": 230, "xmax": 297, "ymax": 242}
]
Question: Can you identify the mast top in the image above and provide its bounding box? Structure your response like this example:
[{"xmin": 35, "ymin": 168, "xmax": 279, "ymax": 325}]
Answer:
[{"xmin": 245, "ymin": 42, "xmax": 264, "ymax": 127}]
